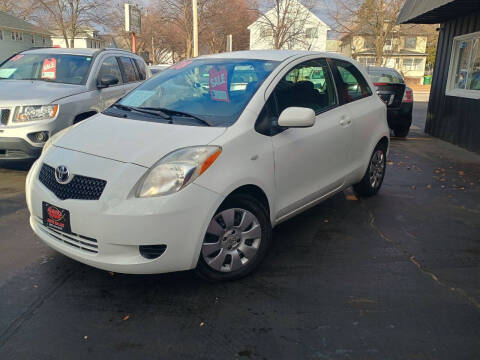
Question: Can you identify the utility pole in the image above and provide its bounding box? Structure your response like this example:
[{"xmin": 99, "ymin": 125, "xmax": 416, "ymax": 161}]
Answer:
[
  {"xmin": 226, "ymin": 34, "xmax": 233, "ymax": 52},
  {"xmin": 192, "ymin": 0, "xmax": 198, "ymax": 57}
]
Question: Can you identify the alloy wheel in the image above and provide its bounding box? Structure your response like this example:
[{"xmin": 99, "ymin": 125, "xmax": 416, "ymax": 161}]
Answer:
[{"xmin": 369, "ymin": 149, "xmax": 385, "ymax": 189}]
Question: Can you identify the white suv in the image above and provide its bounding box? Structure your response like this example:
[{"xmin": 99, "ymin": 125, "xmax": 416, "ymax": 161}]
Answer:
[{"xmin": 26, "ymin": 51, "xmax": 389, "ymax": 281}]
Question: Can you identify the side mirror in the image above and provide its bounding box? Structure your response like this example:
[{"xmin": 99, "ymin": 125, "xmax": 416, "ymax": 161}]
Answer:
[
  {"xmin": 278, "ymin": 107, "xmax": 315, "ymax": 128},
  {"xmin": 98, "ymin": 74, "xmax": 119, "ymax": 89}
]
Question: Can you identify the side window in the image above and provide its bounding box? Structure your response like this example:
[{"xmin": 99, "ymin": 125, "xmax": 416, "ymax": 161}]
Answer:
[
  {"xmin": 97, "ymin": 57, "xmax": 123, "ymax": 85},
  {"xmin": 119, "ymin": 57, "xmax": 139, "ymax": 83},
  {"xmin": 273, "ymin": 58, "xmax": 337, "ymax": 115},
  {"xmin": 134, "ymin": 58, "xmax": 147, "ymax": 80},
  {"xmin": 332, "ymin": 60, "xmax": 372, "ymax": 103}
]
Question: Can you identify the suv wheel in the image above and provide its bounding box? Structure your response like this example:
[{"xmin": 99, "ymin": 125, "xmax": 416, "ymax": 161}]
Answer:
[
  {"xmin": 196, "ymin": 194, "xmax": 271, "ymax": 281},
  {"xmin": 393, "ymin": 126, "xmax": 410, "ymax": 137},
  {"xmin": 353, "ymin": 144, "xmax": 387, "ymax": 197}
]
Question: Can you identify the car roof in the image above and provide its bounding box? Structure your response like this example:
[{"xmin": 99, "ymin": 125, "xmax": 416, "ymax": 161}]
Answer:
[
  {"xmin": 21, "ymin": 47, "xmax": 138, "ymax": 57},
  {"xmin": 198, "ymin": 50, "xmax": 353, "ymax": 62}
]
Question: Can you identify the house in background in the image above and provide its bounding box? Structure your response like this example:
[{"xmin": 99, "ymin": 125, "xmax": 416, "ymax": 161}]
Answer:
[
  {"xmin": 248, "ymin": 0, "xmax": 330, "ymax": 52},
  {"xmin": 0, "ymin": 11, "xmax": 52, "ymax": 62},
  {"xmin": 340, "ymin": 25, "xmax": 430, "ymax": 84},
  {"xmin": 50, "ymin": 28, "xmax": 107, "ymax": 49},
  {"xmin": 397, "ymin": 0, "xmax": 480, "ymax": 153}
]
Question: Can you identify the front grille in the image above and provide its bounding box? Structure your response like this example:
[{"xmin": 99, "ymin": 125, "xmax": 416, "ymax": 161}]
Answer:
[
  {"xmin": 39, "ymin": 163, "xmax": 107, "ymax": 201},
  {"xmin": 36, "ymin": 217, "xmax": 98, "ymax": 254},
  {"xmin": 0, "ymin": 109, "xmax": 10, "ymax": 125}
]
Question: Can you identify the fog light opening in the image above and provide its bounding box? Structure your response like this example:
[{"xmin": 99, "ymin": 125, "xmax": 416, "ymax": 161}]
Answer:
[
  {"xmin": 139, "ymin": 245, "xmax": 167, "ymax": 260},
  {"xmin": 28, "ymin": 131, "xmax": 49, "ymax": 143}
]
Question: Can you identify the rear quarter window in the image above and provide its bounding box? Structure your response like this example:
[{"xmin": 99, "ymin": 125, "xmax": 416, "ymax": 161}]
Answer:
[{"xmin": 332, "ymin": 59, "xmax": 372, "ymax": 103}]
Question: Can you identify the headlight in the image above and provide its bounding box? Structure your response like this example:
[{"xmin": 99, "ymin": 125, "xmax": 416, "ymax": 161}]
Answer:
[
  {"xmin": 15, "ymin": 104, "xmax": 58, "ymax": 122},
  {"xmin": 136, "ymin": 146, "xmax": 222, "ymax": 198}
]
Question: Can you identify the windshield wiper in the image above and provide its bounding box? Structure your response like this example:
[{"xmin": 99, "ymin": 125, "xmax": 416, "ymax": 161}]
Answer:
[
  {"xmin": 112, "ymin": 103, "xmax": 172, "ymax": 121},
  {"xmin": 140, "ymin": 107, "xmax": 213, "ymax": 126}
]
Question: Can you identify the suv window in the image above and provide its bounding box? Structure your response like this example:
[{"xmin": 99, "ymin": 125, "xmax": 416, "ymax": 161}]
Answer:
[
  {"xmin": 97, "ymin": 57, "xmax": 123, "ymax": 85},
  {"xmin": 332, "ymin": 59, "xmax": 372, "ymax": 103},
  {"xmin": 119, "ymin": 57, "xmax": 139, "ymax": 83},
  {"xmin": 274, "ymin": 58, "xmax": 337, "ymax": 115},
  {"xmin": 134, "ymin": 58, "xmax": 147, "ymax": 80}
]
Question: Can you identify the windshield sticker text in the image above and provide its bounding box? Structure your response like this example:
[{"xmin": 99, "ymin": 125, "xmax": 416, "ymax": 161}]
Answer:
[
  {"xmin": 41, "ymin": 58, "xmax": 57, "ymax": 80},
  {"xmin": 11, "ymin": 54, "xmax": 24, "ymax": 62},
  {"xmin": 209, "ymin": 67, "xmax": 229, "ymax": 102}
]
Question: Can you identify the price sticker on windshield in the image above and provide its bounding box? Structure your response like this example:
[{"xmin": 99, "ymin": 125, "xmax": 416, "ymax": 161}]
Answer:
[
  {"xmin": 209, "ymin": 66, "xmax": 229, "ymax": 102},
  {"xmin": 11, "ymin": 54, "xmax": 24, "ymax": 62},
  {"xmin": 41, "ymin": 58, "xmax": 57, "ymax": 80}
]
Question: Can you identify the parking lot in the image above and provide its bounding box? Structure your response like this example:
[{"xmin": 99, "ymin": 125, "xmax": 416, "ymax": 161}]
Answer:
[{"xmin": 0, "ymin": 101, "xmax": 479, "ymax": 360}]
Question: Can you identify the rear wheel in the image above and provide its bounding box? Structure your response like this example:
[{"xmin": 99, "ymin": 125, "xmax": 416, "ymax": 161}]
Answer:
[
  {"xmin": 393, "ymin": 126, "xmax": 410, "ymax": 137},
  {"xmin": 196, "ymin": 194, "xmax": 271, "ymax": 281},
  {"xmin": 353, "ymin": 145, "xmax": 387, "ymax": 197}
]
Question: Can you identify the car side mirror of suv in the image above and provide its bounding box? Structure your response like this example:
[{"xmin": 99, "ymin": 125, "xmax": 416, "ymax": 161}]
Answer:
[
  {"xmin": 277, "ymin": 107, "xmax": 316, "ymax": 128},
  {"xmin": 98, "ymin": 74, "xmax": 119, "ymax": 89}
]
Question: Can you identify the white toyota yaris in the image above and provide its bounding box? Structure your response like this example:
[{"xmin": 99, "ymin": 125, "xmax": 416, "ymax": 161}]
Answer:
[{"xmin": 26, "ymin": 50, "xmax": 389, "ymax": 281}]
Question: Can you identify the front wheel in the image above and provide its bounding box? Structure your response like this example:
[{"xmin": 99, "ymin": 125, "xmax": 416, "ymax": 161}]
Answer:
[
  {"xmin": 353, "ymin": 145, "xmax": 387, "ymax": 197},
  {"xmin": 196, "ymin": 194, "xmax": 272, "ymax": 281}
]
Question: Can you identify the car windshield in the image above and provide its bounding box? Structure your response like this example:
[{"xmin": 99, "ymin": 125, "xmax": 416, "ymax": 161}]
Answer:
[
  {"xmin": 0, "ymin": 53, "xmax": 93, "ymax": 85},
  {"xmin": 111, "ymin": 58, "xmax": 279, "ymax": 127},
  {"xmin": 368, "ymin": 69, "xmax": 404, "ymax": 84}
]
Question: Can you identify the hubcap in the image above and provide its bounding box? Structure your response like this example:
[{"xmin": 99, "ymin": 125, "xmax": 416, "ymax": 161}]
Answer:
[
  {"xmin": 369, "ymin": 150, "xmax": 385, "ymax": 189},
  {"xmin": 202, "ymin": 208, "xmax": 262, "ymax": 273}
]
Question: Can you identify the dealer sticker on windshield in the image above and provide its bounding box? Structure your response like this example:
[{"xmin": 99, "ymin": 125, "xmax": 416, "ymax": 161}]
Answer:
[{"xmin": 209, "ymin": 66, "xmax": 229, "ymax": 102}]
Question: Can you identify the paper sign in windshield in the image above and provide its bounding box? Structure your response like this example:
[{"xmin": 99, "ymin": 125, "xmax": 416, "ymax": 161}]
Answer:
[
  {"xmin": 11, "ymin": 54, "xmax": 24, "ymax": 62},
  {"xmin": 41, "ymin": 58, "xmax": 57, "ymax": 80},
  {"xmin": 171, "ymin": 60, "xmax": 192, "ymax": 70},
  {"xmin": 209, "ymin": 67, "xmax": 229, "ymax": 102}
]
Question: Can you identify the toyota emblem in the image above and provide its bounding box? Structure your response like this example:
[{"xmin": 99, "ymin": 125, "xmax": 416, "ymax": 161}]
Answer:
[{"xmin": 55, "ymin": 165, "xmax": 70, "ymax": 184}]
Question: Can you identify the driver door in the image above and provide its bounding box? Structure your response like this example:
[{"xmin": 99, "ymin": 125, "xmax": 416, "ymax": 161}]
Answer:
[
  {"xmin": 270, "ymin": 58, "xmax": 353, "ymax": 219},
  {"xmin": 96, "ymin": 56, "xmax": 125, "ymax": 110}
]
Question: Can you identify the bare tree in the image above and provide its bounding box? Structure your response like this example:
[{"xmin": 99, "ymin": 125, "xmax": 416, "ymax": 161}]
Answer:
[
  {"xmin": 0, "ymin": 0, "xmax": 38, "ymax": 19},
  {"xmin": 35, "ymin": 0, "xmax": 107, "ymax": 48},
  {"xmin": 329, "ymin": 0, "xmax": 404, "ymax": 66},
  {"xmin": 254, "ymin": 0, "xmax": 315, "ymax": 50}
]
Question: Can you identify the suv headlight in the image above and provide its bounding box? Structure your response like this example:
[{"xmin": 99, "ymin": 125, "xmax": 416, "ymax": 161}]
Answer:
[
  {"xmin": 136, "ymin": 146, "xmax": 222, "ymax": 198},
  {"xmin": 15, "ymin": 105, "xmax": 58, "ymax": 122}
]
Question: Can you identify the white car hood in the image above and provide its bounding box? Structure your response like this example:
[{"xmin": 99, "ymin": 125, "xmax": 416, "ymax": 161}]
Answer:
[{"xmin": 54, "ymin": 114, "xmax": 227, "ymax": 168}]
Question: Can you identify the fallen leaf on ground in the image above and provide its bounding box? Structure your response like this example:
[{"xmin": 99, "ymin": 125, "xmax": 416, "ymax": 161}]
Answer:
[
  {"xmin": 84, "ymin": 336, "xmax": 88, "ymax": 340},
  {"xmin": 411, "ymin": 185, "xmax": 416, "ymax": 190},
  {"xmin": 323, "ymin": 219, "xmax": 329, "ymax": 223},
  {"xmin": 200, "ymin": 322, "xmax": 205, "ymax": 327},
  {"xmin": 122, "ymin": 314, "xmax": 130, "ymax": 321},
  {"xmin": 387, "ymin": 161, "xmax": 394, "ymax": 165},
  {"xmin": 109, "ymin": 272, "xmax": 114, "ymax": 276},
  {"xmin": 426, "ymin": 184, "xmax": 432, "ymax": 189},
  {"xmin": 33, "ymin": 284, "xmax": 38, "ymax": 288},
  {"xmin": 458, "ymin": 171, "xmax": 465, "ymax": 176}
]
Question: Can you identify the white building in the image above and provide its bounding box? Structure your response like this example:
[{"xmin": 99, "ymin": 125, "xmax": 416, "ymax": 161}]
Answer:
[
  {"xmin": 51, "ymin": 28, "xmax": 107, "ymax": 49},
  {"xmin": 248, "ymin": 0, "xmax": 330, "ymax": 51}
]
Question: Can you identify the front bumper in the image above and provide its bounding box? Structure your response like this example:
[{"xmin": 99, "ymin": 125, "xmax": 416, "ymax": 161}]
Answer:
[
  {"xmin": 26, "ymin": 148, "xmax": 224, "ymax": 274},
  {"xmin": 0, "ymin": 137, "xmax": 42, "ymax": 160}
]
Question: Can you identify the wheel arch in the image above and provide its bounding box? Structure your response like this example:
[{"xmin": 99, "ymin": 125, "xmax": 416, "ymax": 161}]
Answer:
[
  {"xmin": 73, "ymin": 111, "xmax": 97, "ymax": 124},
  {"xmin": 221, "ymin": 184, "xmax": 271, "ymax": 220}
]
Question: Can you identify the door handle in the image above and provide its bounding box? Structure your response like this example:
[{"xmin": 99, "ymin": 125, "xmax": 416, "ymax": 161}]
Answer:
[{"xmin": 339, "ymin": 115, "xmax": 351, "ymax": 127}]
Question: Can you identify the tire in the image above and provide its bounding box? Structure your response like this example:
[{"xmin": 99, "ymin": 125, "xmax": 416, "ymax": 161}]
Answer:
[
  {"xmin": 353, "ymin": 144, "xmax": 387, "ymax": 197},
  {"xmin": 196, "ymin": 194, "xmax": 272, "ymax": 282},
  {"xmin": 393, "ymin": 126, "xmax": 410, "ymax": 137}
]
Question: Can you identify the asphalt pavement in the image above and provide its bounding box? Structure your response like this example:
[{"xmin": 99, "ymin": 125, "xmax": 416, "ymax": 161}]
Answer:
[{"xmin": 0, "ymin": 102, "xmax": 479, "ymax": 360}]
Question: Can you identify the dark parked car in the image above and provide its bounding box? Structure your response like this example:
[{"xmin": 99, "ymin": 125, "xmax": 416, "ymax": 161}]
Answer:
[{"xmin": 367, "ymin": 66, "xmax": 413, "ymax": 137}]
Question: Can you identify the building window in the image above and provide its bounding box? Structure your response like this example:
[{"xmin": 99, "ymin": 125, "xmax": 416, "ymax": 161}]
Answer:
[
  {"xmin": 0, "ymin": 30, "xmax": 3, "ymax": 40},
  {"xmin": 11, "ymin": 31, "xmax": 23, "ymax": 41},
  {"xmin": 259, "ymin": 26, "xmax": 273, "ymax": 38},
  {"xmin": 305, "ymin": 27, "xmax": 318, "ymax": 39},
  {"xmin": 402, "ymin": 58, "xmax": 423, "ymax": 71},
  {"xmin": 31, "ymin": 35, "xmax": 35, "ymax": 45},
  {"xmin": 447, "ymin": 31, "xmax": 480, "ymax": 99},
  {"xmin": 405, "ymin": 37, "xmax": 416, "ymax": 49},
  {"xmin": 359, "ymin": 57, "xmax": 376, "ymax": 67},
  {"xmin": 364, "ymin": 38, "xmax": 375, "ymax": 49},
  {"xmin": 42, "ymin": 36, "xmax": 46, "ymax": 45}
]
